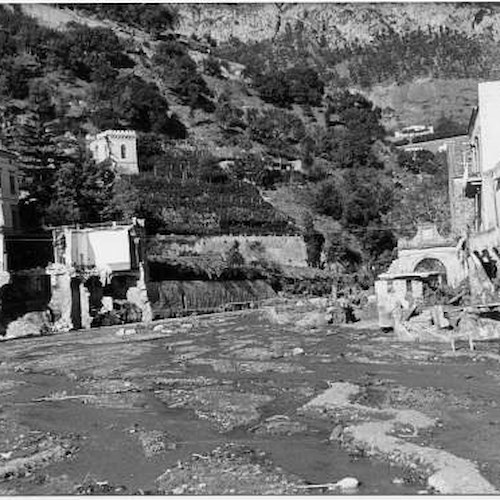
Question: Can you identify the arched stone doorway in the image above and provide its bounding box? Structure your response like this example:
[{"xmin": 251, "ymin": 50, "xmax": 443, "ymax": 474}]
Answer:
[
  {"xmin": 414, "ymin": 257, "xmax": 447, "ymax": 276},
  {"xmin": 414, "ymin": 257, "xmax": 447, "ymax": 299}
]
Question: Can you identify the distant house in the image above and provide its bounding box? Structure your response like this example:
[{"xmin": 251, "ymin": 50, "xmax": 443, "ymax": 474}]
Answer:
[
  {"xmin": 86, "ymin": 130, "xmax": 139, "ymax": 175},
  {"xmin": 267, "ymin": 158, "xmax": 304, "ymax": 174},
  {"xmin": 394, "ymin": 125, "xmax": 434, "ymax": 141}
]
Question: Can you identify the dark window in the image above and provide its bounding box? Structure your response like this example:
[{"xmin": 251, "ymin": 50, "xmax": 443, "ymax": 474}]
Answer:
[
  {"xmin": 11, "ymin": 206, "xmax": 18, "ymax": 229},
  {"xmin": 9, "ymin": 175, "xmax": 15, "ymax": 195},
  {"xmin": 121, "ymin": 144, "xmax": 126, "ymax": 159}
]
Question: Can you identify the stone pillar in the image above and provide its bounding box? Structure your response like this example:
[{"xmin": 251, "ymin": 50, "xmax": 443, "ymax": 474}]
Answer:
[
  {"xmin": 46, "ymin": 264, "xmax": 73, "ymax": 330},
  {"xmin": 80, "ymin": 282, "xmax": 92, "ymax": 329},
  {"xmin": 126, "ymin": 263, "xmax": 152, "ymax": 323},
  {"xmin": 375, "ymin": 279, "xmax": 393, "ymax": 329}
]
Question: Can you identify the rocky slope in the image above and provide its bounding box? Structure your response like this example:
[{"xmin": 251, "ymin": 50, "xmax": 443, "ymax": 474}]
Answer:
[
  {"xmin": 177, "ymin": 3, "xmax": 500, "ymax": 47},
  {"xmin": 177, "ymin": 3, "xmax": 500, "ymax": 129}
]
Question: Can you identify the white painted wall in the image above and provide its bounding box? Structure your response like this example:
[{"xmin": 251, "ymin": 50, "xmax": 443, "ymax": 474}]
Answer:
[
  {"xmin": 478, "ymin": 82, "xmax": 500, "ymax": 174},
  {"xmin": 67, "ymin": 227, "xmax": 132, "ymax": 271}
]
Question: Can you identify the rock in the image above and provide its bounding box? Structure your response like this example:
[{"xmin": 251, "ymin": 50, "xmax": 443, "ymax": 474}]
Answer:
[
  {"xmin": 392, "ymin": 477, "xmax": 405, "ymax": 485},
  {"xmin": 296, "ymin": 311, "xmax": 329, "ymax": 328},
  {"xmin": 115, "ymin": 328, "xmax": 125, "ymax": 337},
  {"xmin": 300, "ymin": 382, "xmax": 361, "ymax": 413},
  {"xmin": 264, "ymin": 307, "xmax": 293, "ymax": 325},
  {"xmin": 5, "ymin": 311, "xmax": 52, "ymax": 340},
  {"xmin": 125, "ymin": 328, "xmax": 137, "ymax": 336},
  {"xmin": 335, "ymin": 477, "xmax": 359, "ymax": 491},
  {"xmin": 329, "ymin": 424, "xmax": 343, "ymax": 442},
  {"xmin": 252, "ymin": 415, "xmax": 308, "ymax": 436},
  {"xmin": 153, "ymin": 324, "xmax": 164, "ymax": 332},
  {"xmin": 138, "ymin": 430, "xmax": 177, "ymax": 457},
  {"xmin": 309, "ymin": 297, "xmax": 328, "ymax": 307},
  {"xmin": 52, "ymin": 318, "xmax": 72, "ymax": 333},
  {"xmin": 171, "ymin": 486, "xmax": 187, "ymax": 495},
  {"xmin": 291, "ymin": 347, "xmax": 305, "ymax": 356},
  {"xmin": 126, "ymin": 286, "xmax": 152, "ymax": 323}
]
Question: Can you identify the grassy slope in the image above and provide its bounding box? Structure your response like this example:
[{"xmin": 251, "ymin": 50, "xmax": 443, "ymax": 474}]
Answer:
[
  {"xmin": 263, "ymin": 185, "xmax": 342, "ymax": 239},
  {"xmin": 365, "ymin": 78, "xmax": 480, "ymax": 132}
]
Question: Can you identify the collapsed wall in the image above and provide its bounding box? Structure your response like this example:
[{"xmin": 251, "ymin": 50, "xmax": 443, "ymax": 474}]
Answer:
[{"xmin": 147, "ymin": 279, "xmax": 275, "ymax": 318}]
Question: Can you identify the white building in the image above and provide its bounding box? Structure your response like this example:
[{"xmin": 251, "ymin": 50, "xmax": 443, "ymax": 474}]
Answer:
[
  {"xmin": 461, "ymin": 81, "xmax": 500, "ymax": 249},
  {"xmin": 394, "ymin": 125, "xmax": 434, "ymax": 141},
  {"xmin": 87, "ymin": 130, "xmax": 139, "ymax": 175}
]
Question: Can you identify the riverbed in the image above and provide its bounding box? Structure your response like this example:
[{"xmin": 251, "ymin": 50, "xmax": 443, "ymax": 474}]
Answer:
[{"xmin": 0, "ymin": 304, "xmax": 498, "ymax": 494}]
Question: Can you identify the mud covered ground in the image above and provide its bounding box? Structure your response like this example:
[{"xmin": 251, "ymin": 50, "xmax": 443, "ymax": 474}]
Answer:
[{"xmin": 0, "ymin": 301, "xmax": 500, "ymax": 494}]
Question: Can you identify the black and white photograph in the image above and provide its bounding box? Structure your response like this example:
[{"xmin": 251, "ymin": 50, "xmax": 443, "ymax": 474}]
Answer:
[{"xmin": 0, "ymin": 0, "xmax": 499, "ymax": 495}]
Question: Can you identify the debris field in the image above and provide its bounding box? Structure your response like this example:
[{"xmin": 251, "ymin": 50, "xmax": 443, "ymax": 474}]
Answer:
[{"xmin": 0, "ymin": 301, "xmax": 499, "ymax": 494}]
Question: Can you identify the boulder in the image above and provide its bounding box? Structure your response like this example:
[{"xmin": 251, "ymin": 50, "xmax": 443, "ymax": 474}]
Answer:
[
  {"xmin": 296, "ymin": 311, "xmax": 329, "ymax": 328},
  {"xmin": 334, "ymin": 477, "xmax": 359, "ymax": 491},
  {"xmin": 5, "ymin": 311, "xmax": 52, "ymax": 340}
]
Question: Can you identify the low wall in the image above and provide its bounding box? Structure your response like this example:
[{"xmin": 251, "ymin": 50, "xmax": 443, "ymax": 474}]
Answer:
[{"xmin": 151, "ymin": 234, "xmax": 308, "ymax": 268}]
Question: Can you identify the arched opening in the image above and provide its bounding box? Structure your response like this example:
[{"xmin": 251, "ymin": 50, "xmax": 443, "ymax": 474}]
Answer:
[
  {"xmin": 121, "ymin": 144, "xmax": 127, "ymax": 159},
  {"xmin": 414, "ymin": 257, "xmax": 447, "ymax": 299},
  {"xmin": 414, "ymin": 257, "xmax": 447, "ymax": 275}
]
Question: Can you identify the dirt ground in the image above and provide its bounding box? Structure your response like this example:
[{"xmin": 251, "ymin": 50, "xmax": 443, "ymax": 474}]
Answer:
[{"xmin": 0, "ymin": 301, "xmax": 500, "ymax": 494}]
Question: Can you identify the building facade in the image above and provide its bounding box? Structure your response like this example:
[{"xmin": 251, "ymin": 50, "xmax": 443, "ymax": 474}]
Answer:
[
  {"xmin": 48, "ymin": 219, "xmax": 149, "ymax": 330},
  {"xmin": 0, "ymin": 147, "xmax": 20, "ymax": 275},
  {"xmin": 462, "ymin": 81, "xmax": 500, "ymax": 265},
  {"xmin": 379, "ymin": 80, "xmax": 500, "ymax": 326},
  {"xmin": 87, "ymin": 130, "xmax": 139, "ymax": 175}
]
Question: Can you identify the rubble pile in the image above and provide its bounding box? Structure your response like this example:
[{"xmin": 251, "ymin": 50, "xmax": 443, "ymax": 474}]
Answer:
[{"xmin": 393, "ymin": 302, "xmax": 500, "ymax": 347}]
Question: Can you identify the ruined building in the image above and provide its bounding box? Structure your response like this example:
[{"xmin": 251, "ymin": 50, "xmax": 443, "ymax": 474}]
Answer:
[
  {"xmin": 375, "ymin": 81, "xmax": 500, "ymax": 324},
  {"xmin": 0, "ymin": 147, "xmax": 20, "ymax": 281},
  {"xmin": 47, "ymin": 219, "xmax": 151, "ymax": 330},
  {"xmin": 461, "ymin": 81, "xmax": 500, "ymax": 275},
  {"xmin": 86, "ymin": 130, "xmax": 139, "ymax": 175},
  {"xmin": 377, "ymin": 133, "xmax": 470, "ymax": 317}
]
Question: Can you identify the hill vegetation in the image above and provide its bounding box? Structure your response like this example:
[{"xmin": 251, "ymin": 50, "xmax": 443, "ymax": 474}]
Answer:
[{"xmin": 0, "ymin": 4, "xmax": 467, "ymax": 288}]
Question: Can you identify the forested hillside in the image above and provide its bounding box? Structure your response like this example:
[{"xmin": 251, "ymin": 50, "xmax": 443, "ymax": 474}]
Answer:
[{"xmin": 0, "ymin": 3, "xmax": 467, "ymax": 286}]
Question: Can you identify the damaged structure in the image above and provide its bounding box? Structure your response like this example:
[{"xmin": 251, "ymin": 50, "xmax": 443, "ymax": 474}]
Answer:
[
  {"xmin": 47, "ymin": 219, "xmax": 151, "ymax": 331},
  {"xmin": 377, "ymin": 80, "xmax": 500, "ymax": 342},
  {"xmin": 0, "ymin": 145, "xmax": 21, "ymax": 284}
]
